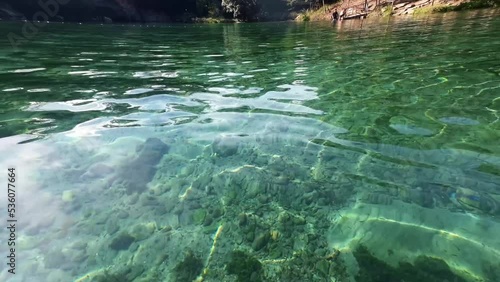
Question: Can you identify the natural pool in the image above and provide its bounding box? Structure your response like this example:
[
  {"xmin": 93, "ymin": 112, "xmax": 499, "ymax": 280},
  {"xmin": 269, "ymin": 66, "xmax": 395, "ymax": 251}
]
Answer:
[{"xmin": 0, "ymin": 9, "xmax": 499, "ymax": 282}]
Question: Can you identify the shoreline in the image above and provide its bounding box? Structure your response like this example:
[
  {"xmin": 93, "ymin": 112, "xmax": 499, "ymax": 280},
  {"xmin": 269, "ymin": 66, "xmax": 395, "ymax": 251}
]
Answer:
[
  {"xmin": 0, "ymin": 3, "xmax": 498, "ymax": 26},
  {"xmin": 295, "ymin": 0, "xmax": 499, "ymax": 22}
]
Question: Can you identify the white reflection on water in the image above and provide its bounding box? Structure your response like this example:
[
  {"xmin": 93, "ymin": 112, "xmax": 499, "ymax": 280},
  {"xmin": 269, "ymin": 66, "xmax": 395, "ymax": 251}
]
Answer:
[{"xmin": 25, "ymin": 84, "xmax": 323, "ymax": 116}]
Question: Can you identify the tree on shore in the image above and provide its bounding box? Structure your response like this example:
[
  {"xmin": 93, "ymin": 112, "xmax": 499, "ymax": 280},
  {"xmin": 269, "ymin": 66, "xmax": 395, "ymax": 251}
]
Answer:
[{"xmin": 221, "ymin": 0, "xmax": 261, "ymax": 21}]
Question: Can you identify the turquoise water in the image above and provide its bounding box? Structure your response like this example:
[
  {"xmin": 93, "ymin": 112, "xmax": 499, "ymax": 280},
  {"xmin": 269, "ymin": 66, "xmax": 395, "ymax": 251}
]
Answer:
[{"xmin": 0, "ymin": 9, "xmax": 500, "ymax": 282}]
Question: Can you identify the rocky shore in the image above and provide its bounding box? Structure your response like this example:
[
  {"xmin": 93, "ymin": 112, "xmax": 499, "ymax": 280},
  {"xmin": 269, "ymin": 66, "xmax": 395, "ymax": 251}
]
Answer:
[{"xmin": 296, "ymin": 0, "xmax": 499, "ymax": 21}]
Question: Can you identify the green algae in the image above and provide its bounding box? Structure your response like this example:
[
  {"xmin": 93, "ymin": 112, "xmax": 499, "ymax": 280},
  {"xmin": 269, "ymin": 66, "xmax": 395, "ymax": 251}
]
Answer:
[
  {"xmin": 192, "ymin": 209, "xmax": 207, "ymax": 225},
  {"xmin": 226, "ymin": 251, "xmax": 263, "ymax": 282},
  {"xmin": 353, "ymin": 245, "xmax": 467, "ymax": 282},
  {"xmin": 173, "ymin": 250, "xmax": 204, "ymax": 282}
]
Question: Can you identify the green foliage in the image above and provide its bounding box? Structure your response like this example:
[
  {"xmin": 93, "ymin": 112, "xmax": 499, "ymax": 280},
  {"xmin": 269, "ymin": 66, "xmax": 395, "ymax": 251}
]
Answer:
[
  {"xmin": 222, "ymin": 0, "xmax": 261, "ymax": 21},
  {"xmin": 226, "ymin": 250, "xmax": 263, "ymax": 282}
]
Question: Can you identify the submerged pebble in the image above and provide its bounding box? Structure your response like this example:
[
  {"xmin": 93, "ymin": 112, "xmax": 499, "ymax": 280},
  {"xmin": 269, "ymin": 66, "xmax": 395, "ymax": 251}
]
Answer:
[
  {"xmin": 212, "ymin": 135, "xmax": 240, "ymax": 157},
  {"xmin": 252, "ymin": 232, "xmax": 271, "ymax": 251}
]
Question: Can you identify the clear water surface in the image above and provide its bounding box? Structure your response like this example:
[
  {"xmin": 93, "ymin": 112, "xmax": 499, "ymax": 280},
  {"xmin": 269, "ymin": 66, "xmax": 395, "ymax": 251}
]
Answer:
[{"xmin": 0, "ymin": 9, "xmax": 499, "ymax": 282}]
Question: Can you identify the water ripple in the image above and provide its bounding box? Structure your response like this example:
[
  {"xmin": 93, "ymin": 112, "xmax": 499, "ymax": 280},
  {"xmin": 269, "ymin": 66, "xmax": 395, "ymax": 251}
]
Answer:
[{"xmin": 9, "ymin": 68, "xmax": 46, "ymax": 73}]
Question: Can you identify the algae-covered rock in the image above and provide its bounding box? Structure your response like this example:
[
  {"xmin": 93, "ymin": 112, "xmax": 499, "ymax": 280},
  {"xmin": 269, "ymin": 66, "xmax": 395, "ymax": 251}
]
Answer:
[
  {"xmin": 113, "ymin": 138, "xmax": 169, "ymax": 194},
  {"xmin": 353, "ymin": 245, "xmax": 467, "ymax": 282},
  {"xmin": 211, "ymin": 207, "xmax": 223, "ymax": 218},
  {"xmin": 203, "ymin": 214, "xmax": 213, "ymax": 226},
  {"xmin": 252, "ymin": 232, "xmax": 270, "ymax": 251},
  {"xmin": 130, "ymin": 222, "xmax": 156, "ymax": 241},
  {"xmin": 226, "ymin": 251, "xmax": 262, "ymax": 282},
  {"xmin": 238, "ymin": 213, "xmax": 248, "ymax": 226},
  {"xmin": 109, "ymin": 232, "xmax": 135, "ymax": 251},
  {"xmin": 453, "ymin": 187, "xmax": 499, "ymax": 214},
  {"xmin": 315, "ymin": 260, "xmax": 330, "ymax": 276},
  {"xmin": 192, "ymin": 209, "xmax": 207, "ymax": 225},
  {"xmin": 212, "ymin": 135, "xmax": 240, "ymax": 157},
  {"xmin": 246, "ymin": 181, "xmax": 266, "ymax": 198}
]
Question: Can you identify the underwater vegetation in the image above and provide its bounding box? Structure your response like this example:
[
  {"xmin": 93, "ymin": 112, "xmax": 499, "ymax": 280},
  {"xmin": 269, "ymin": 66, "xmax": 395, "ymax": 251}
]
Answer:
[
  {"xmin": 354, "ymin": 245, "xmax": 467, "ymax": 282},
  {"xmin": 173, "ymin": 250, "xmax": 204, "ymax": 282},
  {"xmin": 226, "ymin": 250, "xmax": 263, "ymax": 282}
]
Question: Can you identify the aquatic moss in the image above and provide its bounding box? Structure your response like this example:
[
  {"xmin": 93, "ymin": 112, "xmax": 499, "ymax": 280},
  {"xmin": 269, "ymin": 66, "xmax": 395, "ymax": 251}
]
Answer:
[
  {"xmin": 226, "ymin": 250, "xmax": 262, "ymax": 282},
  {"xmin": 192, "ymin": 209, "xmax": 207, "ymax": 225},
  {"xmin": 353, "ymin": 245, "xmax": 466, "ymax": 282},
  {"xmin": 173, "ymin": 250, "xmax": 203, "ymax": 282}
]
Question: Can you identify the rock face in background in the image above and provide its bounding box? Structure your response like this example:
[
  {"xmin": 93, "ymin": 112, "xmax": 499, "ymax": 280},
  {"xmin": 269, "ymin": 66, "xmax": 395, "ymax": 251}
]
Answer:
[
  {"xmin": 0, "ymin": 0, "xmax": 310, "ymax": 22},
  {"xmin": 0, "ymin": 0, "xmax": 199, "ymax": 22}
]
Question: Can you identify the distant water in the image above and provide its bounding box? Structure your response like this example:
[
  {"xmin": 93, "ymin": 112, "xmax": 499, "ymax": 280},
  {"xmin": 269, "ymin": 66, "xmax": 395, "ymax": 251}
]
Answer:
[{"xmin": 0, "ymin": 9, "xmax": 499, "ymax": 282}]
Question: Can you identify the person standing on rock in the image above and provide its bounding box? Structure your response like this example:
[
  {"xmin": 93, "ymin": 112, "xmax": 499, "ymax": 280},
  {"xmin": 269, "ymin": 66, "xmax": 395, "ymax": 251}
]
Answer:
[{"xmin": 332, "ymin": 8, "xmax": 339, "ymax": 23}]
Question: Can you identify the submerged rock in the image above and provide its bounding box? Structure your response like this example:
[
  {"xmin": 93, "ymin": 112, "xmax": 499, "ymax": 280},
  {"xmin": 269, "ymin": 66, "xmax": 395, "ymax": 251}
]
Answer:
[
  {"xmin": 453, "ymin": 187, "xmax": 499, "ymax": 215},
  {"xmin": 81, "ymin": 163, "xmax": 114, "ymax": 180},
  {"xmin": 191, "ymin": 209, "xmax": 207, "ymax": 225},
  {"xmin": 109, "ymin": 232, "xmax": 135, "ymax": 251},
  {"xmin": 252, "ymin": 232, "xmax": 271, "ymax": 251},
  {"xmin": 130, "ymin": 222, "xmax": 156, "ymax": 241},
  {"xmin": 113, "ymin": 138, "xmax": 169, "ymax": 194},
  {"xmin": 353, "ymin": 245, "xmax": 467, "ymax": 282},
  {"xmin": 212, "ymin": 135, "xmax": 240, "ymax": 157},
  {"xmin": 226, "ymin": 251, "xmax": 262, "ymax": 282}
]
